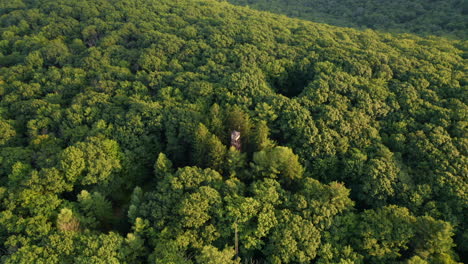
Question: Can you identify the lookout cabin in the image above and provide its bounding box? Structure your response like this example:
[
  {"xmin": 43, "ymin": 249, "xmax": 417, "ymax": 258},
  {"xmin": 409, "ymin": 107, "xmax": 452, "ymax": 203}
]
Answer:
[{"xmin": 231, "ymin": 130, "xmax": 241, "ymax": 151}]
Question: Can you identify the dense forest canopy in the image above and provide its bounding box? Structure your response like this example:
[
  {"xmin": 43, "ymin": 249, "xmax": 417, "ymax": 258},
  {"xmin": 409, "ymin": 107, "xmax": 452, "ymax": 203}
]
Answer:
[
  {"xmin": 0, "ymin": 0, "xmax": 467, "ymax": 263},
  {"xmin": 226, "ymin": 0, "xmax": 468, "ymax": 38}
]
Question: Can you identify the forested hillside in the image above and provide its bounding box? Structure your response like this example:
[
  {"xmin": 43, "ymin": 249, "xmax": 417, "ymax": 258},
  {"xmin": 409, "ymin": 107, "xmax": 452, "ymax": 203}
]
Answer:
[
  {"xmin": 227, "ymin": 0, "xmax": 467, "ymax": 38},
  {"xmin": 0, "ymin": 0, "xmax": 467, "ymax": 263}
]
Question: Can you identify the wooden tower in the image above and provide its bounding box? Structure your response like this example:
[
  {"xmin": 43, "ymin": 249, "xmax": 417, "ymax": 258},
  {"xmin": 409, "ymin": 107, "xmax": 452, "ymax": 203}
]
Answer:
[{"xmin": 231, "ymin": 130, "xmax": 241, "ymax": 151}]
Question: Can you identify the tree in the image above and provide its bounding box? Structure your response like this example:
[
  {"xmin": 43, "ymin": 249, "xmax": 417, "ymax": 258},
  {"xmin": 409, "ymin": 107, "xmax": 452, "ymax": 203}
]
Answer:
[
  {"xmin": 41, "ymin": 39, "xmax": 71, "ymax": 66},
  {"xmin": 154, "ymin": 152, "xmax": 173, "ymax": 180},
  {"xmin": 57, "ymin": 208, "xmax": 80, "ymax": 232},
  {"xmin": 251, "ymin": 120, "xmax": 274, "ymax": 152},
  {"xmin": 196, "ymin": 245, "xmax": 239, "ymax": 264},
  {"xmin": 60, "ymin": 136, "xmax": 122, "ymax": 187},
  {"xmin": 193, "ymin": 123, "xmax": 226, "ymax": 171},
  {"xmin": 207, "ymin": 103, "xmax": 225, "ymax": 139},
  {"xmin": 0, "ymin": 118, "xmax": 15, "ymax": 145},
  {"xmin": 411, "ymin": 216, "xmax": 458, "ymax": 263},
  {"xmin": 225, "ymin": 147, "xmax": 248, "ymax": 179},
  {"xmin": 264, "ymin": 210, "xmax": 321, "ymax": 264},
  {"xmin": 252, "ymin": 146, "xmax": 304, "ymax": 183},
  {"xmin": 77, "ymin": 190, "xmax": 113, "ymax": 230},
  {"xmin": 128, "ymin": 187, "xmax": 143, "ymax": 223}
]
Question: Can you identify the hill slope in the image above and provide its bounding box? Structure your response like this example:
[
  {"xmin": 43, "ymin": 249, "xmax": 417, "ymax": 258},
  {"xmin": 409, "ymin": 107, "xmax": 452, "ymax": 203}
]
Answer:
[
  {"xmin": 0, "ymin": 0, "xmax": 467, "ymax": 262},
  {"xmin": 227, "ymin": 0, "xmax": 468, "ymax": 38}
]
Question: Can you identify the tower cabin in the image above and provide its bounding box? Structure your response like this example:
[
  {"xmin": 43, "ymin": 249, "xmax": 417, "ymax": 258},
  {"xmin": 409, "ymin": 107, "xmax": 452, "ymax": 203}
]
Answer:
[{"xmin": 231, "ymin": 130, "xmax": 241, "ymax": 151}]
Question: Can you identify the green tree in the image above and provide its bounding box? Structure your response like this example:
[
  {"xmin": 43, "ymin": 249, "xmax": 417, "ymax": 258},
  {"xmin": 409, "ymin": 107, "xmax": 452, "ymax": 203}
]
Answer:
[
  {"xmin": 0, "ymin": 118, "xmax": 15, "ymax": 145},
  {"xmin": 77, "ymin": 190, "xmax": 113, "ymax": 229},
  {"xmin": 60, "ymin": 136, "xmax": 121, "ymax": 187},
  {"xmin": 252, "ymin": 146, "xmax": 304, "ymax": 183},
  {"xmin": 193, "ymin": 123, "xmax": 226, "ymax": 171},
  {"xmin": 57, "ymin": 208, "xmax": 80, "ymax": 232}
]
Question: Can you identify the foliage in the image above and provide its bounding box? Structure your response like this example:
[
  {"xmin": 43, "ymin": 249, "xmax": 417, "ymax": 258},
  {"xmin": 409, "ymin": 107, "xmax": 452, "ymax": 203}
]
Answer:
[
  {"xmin": 0, "ymin": 0, "xmax": 466, "ymax": 262},
  {"xmin": 227, "ymin": 0, "xmax": 467, "ymax": 38}
]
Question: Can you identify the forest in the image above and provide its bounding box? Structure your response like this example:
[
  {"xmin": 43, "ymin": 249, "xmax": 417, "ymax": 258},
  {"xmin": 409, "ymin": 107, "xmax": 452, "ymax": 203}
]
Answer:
[
  {"xmin": 0, "ymin": 0, "xmax": 467, "ymax": 263},
  {"xmin": 226, "ymin": 0, "xmax": 467, "ymax": 38}
]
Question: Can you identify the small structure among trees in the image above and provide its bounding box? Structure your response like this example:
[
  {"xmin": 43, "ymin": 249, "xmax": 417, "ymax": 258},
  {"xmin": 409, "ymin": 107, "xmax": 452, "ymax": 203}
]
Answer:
[{"xmin": 231, "ymin": 130, "xmax": 241, "ymax": 151}]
